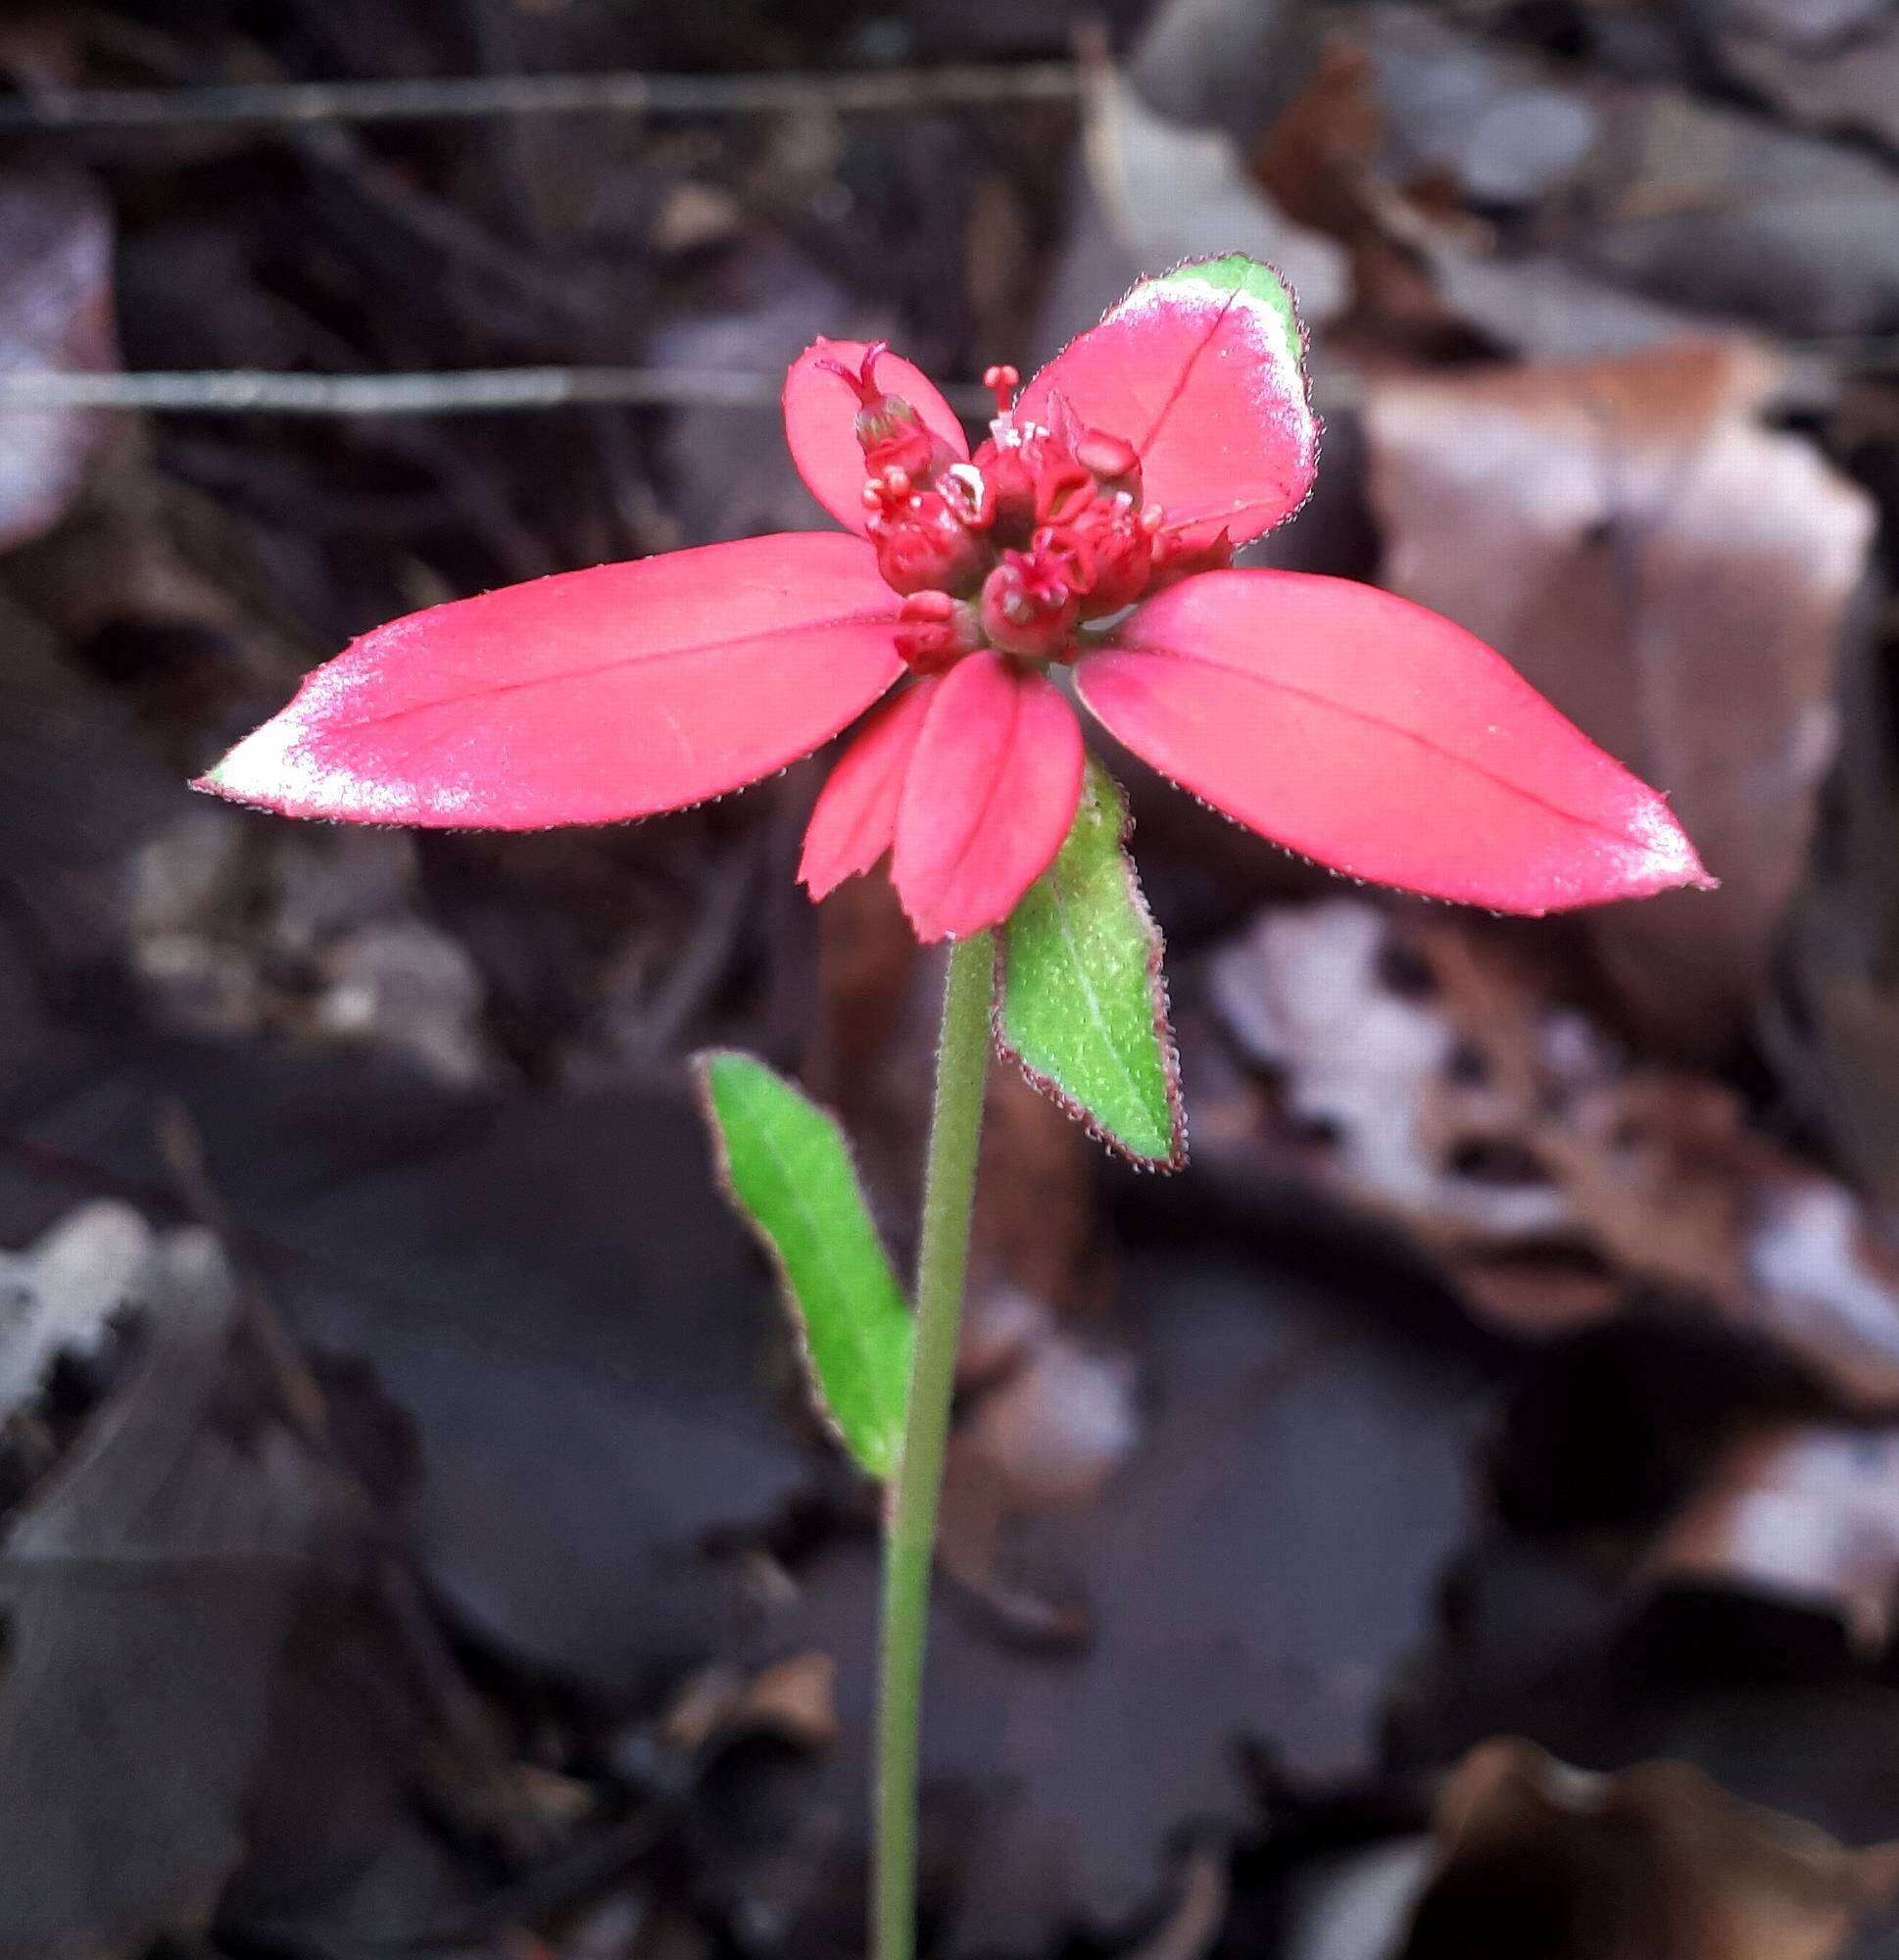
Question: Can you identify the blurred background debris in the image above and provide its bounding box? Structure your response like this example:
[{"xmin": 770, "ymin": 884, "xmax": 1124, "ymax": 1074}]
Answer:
[{"xmin": 10, "ymin": 0, "xmax": 1899, "ymax": 1954}]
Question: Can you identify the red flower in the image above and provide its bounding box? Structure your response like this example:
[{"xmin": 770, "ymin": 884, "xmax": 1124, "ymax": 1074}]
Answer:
[{"xmin": 199, "ymin": 256, "xmax": 1710, "ymax": 941}]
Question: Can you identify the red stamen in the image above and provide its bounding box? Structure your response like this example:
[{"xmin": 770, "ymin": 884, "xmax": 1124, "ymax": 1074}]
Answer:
[
  {"xmin": 815, "ymin": 342, "xmax": 891, "ymax": 409},
  {"xmin": 983, "ymin": 364, "xmax": 1019, "ymax": 417},
  {"xmin": 1076, "ymin": 429, "xmax": 1141, "ymax": 483}
]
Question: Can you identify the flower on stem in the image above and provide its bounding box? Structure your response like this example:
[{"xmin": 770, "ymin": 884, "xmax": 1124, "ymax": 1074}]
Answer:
[{"xmin": 199, "ymin": 255, "xmax": 1712, "ymax": 942}]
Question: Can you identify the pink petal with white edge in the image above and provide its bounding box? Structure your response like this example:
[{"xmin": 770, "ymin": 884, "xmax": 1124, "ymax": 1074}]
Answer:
[
  {"xmin": 784, "ymin": 337, "xmax": 969, "ymax": 535},
  {"xmin": 199, "ymin": 534, "xmax": 903, "ymax": 830},
  {"xmin": 1018, "ymin": 256, "xmax": 1317, "ymax": 552},
  {"xmin": 799, "ymin": 678, "xmax": 939, "ymax": 900},
  {"xmin": 1078, "ymin": 570, "xmax": 1712, "ymax": 914},
  {"xmin": 893, "ymin": 652, "xmax": 1085, "ymax": 942}
]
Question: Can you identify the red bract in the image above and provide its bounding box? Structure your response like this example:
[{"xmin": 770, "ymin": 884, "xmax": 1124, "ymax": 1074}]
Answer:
[{"xmin": 200, "ymin": 255, "xmax": 1711, "ymax": 938}]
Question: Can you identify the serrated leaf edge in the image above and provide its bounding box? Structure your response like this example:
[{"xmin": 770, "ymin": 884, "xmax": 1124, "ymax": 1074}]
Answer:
[
  {"xmin": 691, "ymin": 1049, "xmax": 911, "ymax": 1479},
  {"xmin": 993, "ymin": 780, "xmax": 1188, "ymax": 1173},
  {"xmin": 1088, "ymin": 249, "xmax": 1323, "ymax": 542}
]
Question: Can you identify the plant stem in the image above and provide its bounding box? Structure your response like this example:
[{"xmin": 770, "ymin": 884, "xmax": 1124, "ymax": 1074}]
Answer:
[{"xmin": 874, "ymin": 929, "xmax": 994, "ymax": 1960}]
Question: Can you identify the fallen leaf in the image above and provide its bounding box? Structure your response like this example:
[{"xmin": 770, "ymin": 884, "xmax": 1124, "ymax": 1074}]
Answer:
[
  {"xmin": 1646, "ymin": 1424, "xmax": 1899, "ymax": 1652},
  {"xmin": 0, "ymin": 1222, "xmax": 360, "ymax": 1958},
  {"xmin": 651, "ymin": 247, "xmax": 892, "ymax": 548},
  {"xmin": 1123, "ymin": 1838, "xmax": 1229, "ymax": 1960},
  {"xmin": 1694, "ymin": 6, "xmax": 1899, "ymax": 181},
  {"xmin": 938, "ymin": 1289, "xmax": 1144, "ymax": 1643},
  {"xmin": 660, "ymin": 1650, "xmax": 839, "ymax": 1756},
  {"xmin": 1400, "ymin": 1739, "xmax": 1899, "ymax": 1959},
  {"xmin": 1126, "ymin": 0, "xmax": 1324, "ymax": 148},
  {"xmin": 0, "ymin": 1043, "xmax": 812, "ymax": 1702},
  {"xmin": 1251, "ymin": 41, "xmax": 1505, "ymax": 371},
  {"xmin": 1204, "ymin": 898, "xmax": 1899, "ymax": 1403},
  {"xmin": 1364, "ymin": 340, "xmax": 1875, "ymax": 1052},
  {"xmin": 720, "ymin": 1251, "xmax": 1481, "ymax": 1955},
  {"xmin": 1078, "ymin": 51, "xmax": 1348, "ymax": 335},
  {"xmin": 1767, "ymin": 537, "xmax": 1899, "ymax": 1211},
  {"xmin": 1361, "ymin": 7, "xmax": 1899, "ymax": 339},
  {"xmin": 0, "ymin": 593, "xmax": 178, "ymax": 1036},
  {"xmin": 0, "ymin": 163, "xmax": 115, "ymax": 552},
  {"xmin": 1280, "ymin": 1838, "xmax": 1434, "ymax": 1960},
  {"xmin": 1030, "ymin": 0, "xmax": 1340, "ymax": 379},
  {"xmin": 0, "ymin": 1201, "xmax": 148, "ymax": 1425}
]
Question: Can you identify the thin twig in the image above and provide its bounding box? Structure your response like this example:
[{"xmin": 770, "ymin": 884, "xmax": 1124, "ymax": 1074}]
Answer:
[
  {"xmin": 0, "ymin": 63, "xmax": 1082, "ymax": 131},
  {"xmin": 0, "ymin": 366, "xmax": 1369, "ymax": 418},
  {"xmin": 0, "ymin": 366, "xmax": 998, "ymax": 416}
]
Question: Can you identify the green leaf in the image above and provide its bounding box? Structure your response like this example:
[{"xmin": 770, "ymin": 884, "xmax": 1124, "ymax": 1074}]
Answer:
[
  {"xmin": 1151, "ymin": 252, "xmax": 1305, "ymax": 364},
  {"xmin": 695, "ymin": 1051, "xmax": 912, "ymax": 1478},
  {"xmin": 998, "ymin": 760, "xmax": 1185, "ymax": 1169}
]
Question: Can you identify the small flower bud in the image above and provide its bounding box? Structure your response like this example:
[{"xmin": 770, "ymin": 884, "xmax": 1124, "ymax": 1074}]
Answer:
[
  {"xmin": 979, "ymin": 550, "xmax": 1079, "ymax": 661},
  {"xmin": 1044, "ymin": 501, "xmax": 1155, "ymax": 617},
  {"xmin": 1075, "ymin": 428, "xmax": 1143, "ymax": 499},
  {"xmin": 817, "ymin": 342, "xmax": 958, "ymax": 485},
  {"xmin": 894, "ymin": 590, "xmax": 983, "ymax": 675},
  {"xmin": 855, "ymin": 401, "xmax": 947, "ymax": 483},
  {"xmin": 874, "ymin": 491, "xmax": 992, "ymax": 598},
  {"xmin": 972, "ymin": 436, "xmax": 1040, "ymax": 547},
  {"xmin": 1033, "ymin": 457, "xmax": 1096, "ymax": 527}
]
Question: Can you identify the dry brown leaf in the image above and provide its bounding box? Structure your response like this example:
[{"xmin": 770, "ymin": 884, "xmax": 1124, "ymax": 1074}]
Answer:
[
  {"xmin": 1355, "ymin": 6, "xmax": 1899, "ymax": 341},
  {"xmin": 1767, "ymin": 464, "xmax": 1899, "ymax": 1211},
  {"xmin": 738, "ymin": 1260, "xmax": 1477, "ymax": 1955},
  {"xmin": 1365, "ymin": 341, "xmax": 1875, "ymax": 1054},
  {"xmin": 0, "ymin": 1223, "xmax": 366, "ymax": 1958},
  {"xmin": 0, "ymin": 164, "xmax": 115, "ymax": 553},
  {"xmin": 1645, "ymin": 1423, "xmax": 1899, "ymax": 1651},
  {"xmin": 1206, "ymin": 899, "xmax": 1899, "ymax": 1401},
  {"xmin": 1403, "ymin": 1738, "xmax": 1899, "ymax": 1959},
  {"xmin": 0, "ymin": 1202, "xmax": 149, "ymax": 1426},
  {"xmin": 735, "ymin": 1650, "xmax": 839, "ymax": 1750},
  {"xmin": 1124, "ymin": 1839, "xmax": 1230, "ymax": 1960},
  {"xmin": 1251, "ymin": 38, "xmax": 1500, "ymax": 368},
  {"xmin": 938, "ymin": 1290, "xmax": 1143, "ymax": 1643},
  {"xmin": 1701, "ymin": 3, "xmax": 1899, "ymax": 156},
  {"xmin": 1078, "ymin": 54, "xmax": 1347, "ymax": 329},
  {"xmin": 660, "ymin": 1650, "xmax": 839, "ymax": 1754}
]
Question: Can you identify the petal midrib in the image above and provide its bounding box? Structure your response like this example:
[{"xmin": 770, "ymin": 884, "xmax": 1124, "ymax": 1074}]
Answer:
[
  {"xmin": 1129, "ymin": 288, "xmax": 1240, "ymax": 461},
  {"xmin": 915, "ymin": 672, "xmax": 1030, "ymax": 893},
  {"xmin": 1087, "ymin": 643, "xmax": 1651, "ymax": 854},
  {"xmin": 314, "ymin": 605, "xmax": 902, "ymax": 742}
]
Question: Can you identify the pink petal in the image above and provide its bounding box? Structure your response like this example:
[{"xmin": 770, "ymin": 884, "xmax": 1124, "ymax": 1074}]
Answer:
[
  {"xmin": 799, "ymin": 678, "xmax": 939, "ymax": 900},
  {"xmin": 199, "ymin": 534, "xmax": 903, "ymax": 829},
  {"xmin": 783, "ymin": 337, "xmax": 970, "ymax": 535},
  {"xmin": 1018, "ymin": 256, "xmax": 1317, "ymax": 552},
  {"xmin": 892, "ymin": 652, "xmax": 1085, "ymax": 941},
  {"xmin": 1077, "ymin": 571, "xmax": 1712, "ymax": 914}
]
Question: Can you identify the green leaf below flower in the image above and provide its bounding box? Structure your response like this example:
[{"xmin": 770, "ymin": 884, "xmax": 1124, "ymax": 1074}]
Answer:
[
  {"xmin": 695, "ymin": 1050, "xmax": 911, "ymax": 1478},
  {"xmin": 998, "ymin": 760, "xmax": 1185, "ymax": 1169}
]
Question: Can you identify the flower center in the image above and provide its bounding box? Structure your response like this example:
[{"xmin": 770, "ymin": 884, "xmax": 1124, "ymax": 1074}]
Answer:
[{"xmin": 838, "ymin": 353, "xmax": 1233, "ymax": 675}]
